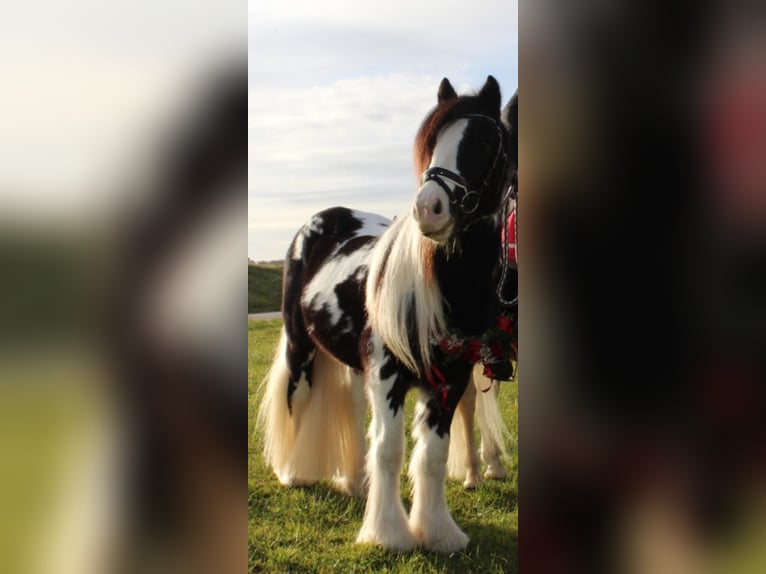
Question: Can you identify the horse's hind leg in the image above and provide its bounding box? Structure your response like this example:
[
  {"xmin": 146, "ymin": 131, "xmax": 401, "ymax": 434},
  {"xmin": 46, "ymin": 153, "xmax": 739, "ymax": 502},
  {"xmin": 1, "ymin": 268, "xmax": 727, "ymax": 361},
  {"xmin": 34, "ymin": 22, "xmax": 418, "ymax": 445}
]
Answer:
[
  {"xmin": 284, "ymin": 336, "xmax": 314, "ymax": 442},
  {"xmin": 474, "ymin": 373, "xmax": 508, "ymax": 480},
  {"xmin": 447, "ymin": 379, "xmax": 481, "ymax": 489},
  {"xmin": 258, "ymin": 321, "xmax": 316, "ymax": 487},
  {"xmin": 409, "ymin": 386, "xmax": 470, "ymax": 553}
]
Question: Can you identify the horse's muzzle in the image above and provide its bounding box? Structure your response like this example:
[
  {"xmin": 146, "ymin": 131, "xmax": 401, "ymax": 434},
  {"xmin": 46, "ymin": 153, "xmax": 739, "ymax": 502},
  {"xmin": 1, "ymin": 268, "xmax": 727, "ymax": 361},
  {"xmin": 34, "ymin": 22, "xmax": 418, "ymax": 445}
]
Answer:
[{"xmin": 413, "ymin": 182, "xmax": 453, "ymax": 242}]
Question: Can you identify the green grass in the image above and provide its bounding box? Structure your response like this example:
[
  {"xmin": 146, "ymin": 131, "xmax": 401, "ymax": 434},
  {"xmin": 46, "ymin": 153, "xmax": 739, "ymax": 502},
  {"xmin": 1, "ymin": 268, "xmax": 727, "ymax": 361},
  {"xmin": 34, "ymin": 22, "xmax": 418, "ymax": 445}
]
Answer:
[
  {"xmin": 249, "ymin": 263, "xmax": 283, "ymax": 313},
  {"xmin": 249, "ymin": 319, "xmax": 518, "ymax": 573}
]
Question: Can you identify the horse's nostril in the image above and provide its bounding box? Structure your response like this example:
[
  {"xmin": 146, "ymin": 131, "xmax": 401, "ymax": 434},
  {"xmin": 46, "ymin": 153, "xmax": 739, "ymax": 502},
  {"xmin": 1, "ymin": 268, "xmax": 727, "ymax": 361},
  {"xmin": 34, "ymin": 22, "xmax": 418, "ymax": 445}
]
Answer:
[{"xmin": 433, "ymin": 199, "xmax": 443, "ymax": 215}]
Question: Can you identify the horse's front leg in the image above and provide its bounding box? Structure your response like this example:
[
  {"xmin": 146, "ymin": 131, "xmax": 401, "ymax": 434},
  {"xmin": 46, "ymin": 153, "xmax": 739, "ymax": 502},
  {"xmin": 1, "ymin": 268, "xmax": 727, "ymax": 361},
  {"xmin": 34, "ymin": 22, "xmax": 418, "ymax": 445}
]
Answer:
[
  {"xmin": 408, "ymin": 374, "xmax": 471, "ymax": 553},
  {"xmin": 356, "ymin": 341, "xmax": 417, "ymax": 551}
]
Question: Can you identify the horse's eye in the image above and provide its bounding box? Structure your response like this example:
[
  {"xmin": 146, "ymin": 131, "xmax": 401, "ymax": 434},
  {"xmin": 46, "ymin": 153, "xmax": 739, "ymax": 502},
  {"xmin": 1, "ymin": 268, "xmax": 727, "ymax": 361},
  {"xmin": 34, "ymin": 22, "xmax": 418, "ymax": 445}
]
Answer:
[{"xmin": 480, "ymin": 138, "xmax": 493, "ymax": 149}]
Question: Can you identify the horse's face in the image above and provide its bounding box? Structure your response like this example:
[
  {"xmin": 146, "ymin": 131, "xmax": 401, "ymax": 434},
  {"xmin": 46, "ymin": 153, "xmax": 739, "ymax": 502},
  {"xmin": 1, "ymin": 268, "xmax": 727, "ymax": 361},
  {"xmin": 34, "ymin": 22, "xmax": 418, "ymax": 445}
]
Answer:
[{"xmin": 413, "ymin": 76, "xmax": 508, "ymax": 243}]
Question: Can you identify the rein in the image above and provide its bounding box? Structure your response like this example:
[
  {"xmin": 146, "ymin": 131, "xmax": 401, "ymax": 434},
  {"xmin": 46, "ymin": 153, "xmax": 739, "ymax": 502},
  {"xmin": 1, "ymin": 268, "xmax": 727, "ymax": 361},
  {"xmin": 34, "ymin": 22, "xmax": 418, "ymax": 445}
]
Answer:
[
  {"xmin": 420, "ymin": 114, "xmax": 508, "ymax": 230},
  {"xmin": 497, "ymin": 175, "xmax": 518, "ymax": 308}
]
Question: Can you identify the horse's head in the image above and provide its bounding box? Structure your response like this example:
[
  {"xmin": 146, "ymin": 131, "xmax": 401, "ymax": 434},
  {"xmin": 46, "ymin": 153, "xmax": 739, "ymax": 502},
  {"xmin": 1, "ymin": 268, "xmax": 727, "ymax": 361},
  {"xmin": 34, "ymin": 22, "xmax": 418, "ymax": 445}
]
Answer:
[{"xmin": 413, "ymin": 76, "xmax": 509, "ymax": 243}]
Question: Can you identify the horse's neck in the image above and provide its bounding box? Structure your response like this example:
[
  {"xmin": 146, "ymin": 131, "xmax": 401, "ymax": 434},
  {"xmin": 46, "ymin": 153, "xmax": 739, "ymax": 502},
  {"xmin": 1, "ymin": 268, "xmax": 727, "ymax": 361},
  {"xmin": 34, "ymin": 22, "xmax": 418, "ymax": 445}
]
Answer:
[{"xmin": 435, "ymin": 218, "xmax": 502, "ymax": 336}]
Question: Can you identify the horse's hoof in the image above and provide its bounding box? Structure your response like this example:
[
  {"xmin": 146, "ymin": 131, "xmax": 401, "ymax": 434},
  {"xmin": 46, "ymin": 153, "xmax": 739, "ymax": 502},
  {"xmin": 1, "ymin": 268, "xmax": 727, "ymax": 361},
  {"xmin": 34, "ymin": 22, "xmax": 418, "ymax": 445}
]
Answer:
[
  {"xmin": 356, "ymin": 527, "xmax": 417, "ymax": 552},
  {"xmin": 411, "ymin": 515, "xmax": 469, "ymax": 553},
  {"xmin": 483, "ymin": 463, "xmax": 507, "ymax": 480},
  {"xmin": 417, "ymin": 525, "xmax": 469, "ymax": 553},
  {"xmin": 277, "ymin": 472, "xmax": 314, "ymax": 488},
  {"xmin": 332, "ymin": 475, "xmax": 364, "ymax": 496},
  {"xmin": 463, "ymin": 472, "xmax": 481, "ymax": 489}
]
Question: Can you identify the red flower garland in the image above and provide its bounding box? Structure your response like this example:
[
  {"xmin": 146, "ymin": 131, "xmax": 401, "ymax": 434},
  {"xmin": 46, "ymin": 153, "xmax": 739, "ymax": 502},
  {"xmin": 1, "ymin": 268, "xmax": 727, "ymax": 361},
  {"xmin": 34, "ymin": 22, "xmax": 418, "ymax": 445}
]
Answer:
[{"xmin": 433, "ymin": 312, "xmax": 517, "ymax": 378}]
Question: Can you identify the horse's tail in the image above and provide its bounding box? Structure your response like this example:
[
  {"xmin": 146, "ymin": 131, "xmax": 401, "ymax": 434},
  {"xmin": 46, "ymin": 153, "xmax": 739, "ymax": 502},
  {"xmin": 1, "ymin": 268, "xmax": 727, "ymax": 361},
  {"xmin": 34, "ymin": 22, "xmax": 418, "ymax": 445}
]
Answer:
[
  {"xmin": 258, "ymin": 330, "xmax": 364, "ymax": 491},
  {"xmin": 474, "ymin": 374, "xmax": 512, "ymax": 462},
  {"xmin": 258, "ymin": 328, "xmax": 296, "ymax": 479}
]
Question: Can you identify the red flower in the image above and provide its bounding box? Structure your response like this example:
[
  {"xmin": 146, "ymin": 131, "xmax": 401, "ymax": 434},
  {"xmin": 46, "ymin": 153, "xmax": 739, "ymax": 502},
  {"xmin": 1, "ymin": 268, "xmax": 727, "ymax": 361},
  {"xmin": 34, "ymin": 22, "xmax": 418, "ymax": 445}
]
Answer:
[
  {"xmin": 439, "ymin": 336, "xmax": 463, "ymax": 355},
  {"xmin": 490, "ymin": 342, "xmax": 503, "ymax": 358},
  {"xmin": 463, "ymin": 340, "xmax": 482, "ymax": 362},
  {"xmin": 497, "ymin": 315, "xmax": 513, "ymax": 334}
]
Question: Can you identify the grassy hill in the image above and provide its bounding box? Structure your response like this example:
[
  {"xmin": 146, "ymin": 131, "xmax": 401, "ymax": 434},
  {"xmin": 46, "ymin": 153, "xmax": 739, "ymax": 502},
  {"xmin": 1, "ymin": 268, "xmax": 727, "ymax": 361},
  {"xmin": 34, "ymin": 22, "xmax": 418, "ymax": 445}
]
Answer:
[{"xmin": 248, "ymin": 263, "xmax": 283, "ymax": 313}]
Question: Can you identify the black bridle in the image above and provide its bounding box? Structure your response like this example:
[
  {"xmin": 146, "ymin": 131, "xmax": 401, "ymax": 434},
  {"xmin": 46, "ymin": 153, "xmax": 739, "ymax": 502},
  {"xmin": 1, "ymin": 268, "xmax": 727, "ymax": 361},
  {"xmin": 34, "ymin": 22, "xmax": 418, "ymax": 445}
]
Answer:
[{"xmin": 420, "ymin": 114, "xmax": 508, "ymax": 229}]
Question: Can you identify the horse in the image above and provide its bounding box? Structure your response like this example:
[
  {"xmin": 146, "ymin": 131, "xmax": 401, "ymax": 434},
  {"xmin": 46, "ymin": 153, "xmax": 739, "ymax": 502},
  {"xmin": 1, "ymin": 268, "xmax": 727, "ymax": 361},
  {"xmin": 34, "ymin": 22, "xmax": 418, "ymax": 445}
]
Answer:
[
  {"xmin": 258, "ymin": 76, "xmax": 517, "ymax": 553},
  {"xmin": 448, "ymin": 365, "xmax": 512, "ymax": 488},
  {"xmin": 447, "ymin": 91, "xmax": 518, "ymax": 489}
]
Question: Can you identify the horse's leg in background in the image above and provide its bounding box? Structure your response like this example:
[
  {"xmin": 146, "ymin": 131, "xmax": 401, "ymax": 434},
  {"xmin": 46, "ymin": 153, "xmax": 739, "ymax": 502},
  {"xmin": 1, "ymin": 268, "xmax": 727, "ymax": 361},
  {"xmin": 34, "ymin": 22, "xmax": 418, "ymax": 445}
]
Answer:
[
  {"xmin": 409, "ymin": 383, "xmax": 470, "ymax": 553},
  {"xmin": 474, "ymin": 371, "xmax": 508, "ymax": 480},
  {"xmin": 356, "ymin": 339, "xmax": 416, "ymax": 551},
  {"xmin": 447, "ymin": 377, "xmax": 481, "ymax": 489}
]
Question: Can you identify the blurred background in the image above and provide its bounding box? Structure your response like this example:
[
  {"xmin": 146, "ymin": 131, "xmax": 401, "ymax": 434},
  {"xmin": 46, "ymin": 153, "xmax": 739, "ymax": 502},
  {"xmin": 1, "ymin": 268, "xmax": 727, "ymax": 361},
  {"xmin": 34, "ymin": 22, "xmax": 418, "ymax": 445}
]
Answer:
[
  {"xmin": 520, "ymin": 1, "xmax": 766, "ymax": 572},
  {"xmin": 0, "ymin": 2, "xmax": 245, "ymax": 573},
  {"xmin": 2, "ymin": 1, "xmax": 765, "ymax": 573}
]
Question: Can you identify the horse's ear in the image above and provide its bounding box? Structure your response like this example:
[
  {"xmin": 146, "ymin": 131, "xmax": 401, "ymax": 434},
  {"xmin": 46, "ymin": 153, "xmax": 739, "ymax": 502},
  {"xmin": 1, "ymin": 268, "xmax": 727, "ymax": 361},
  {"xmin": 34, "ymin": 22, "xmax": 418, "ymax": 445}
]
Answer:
[
  {"xmin": 478, "ymin": 75, "xmax": 501, "ymax": 115},
  {"xmin": 503, "ymin": 91, "xmax": 518, "ymax": 166},
  {"xmin": 502, "ymin": 90, "xmax": 518, "ymax": 133},
  {"xmin": 438, "ymin": 78, "xmax": 457, "ymax": 103}
]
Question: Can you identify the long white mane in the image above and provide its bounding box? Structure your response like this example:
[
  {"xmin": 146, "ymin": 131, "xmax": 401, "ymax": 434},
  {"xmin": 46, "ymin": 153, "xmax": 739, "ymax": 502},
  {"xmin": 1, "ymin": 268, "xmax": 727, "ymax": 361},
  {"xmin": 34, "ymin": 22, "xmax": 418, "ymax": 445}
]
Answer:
[{"xmin": 366, "ymin": 212, "xmax": 446, "ymax": 376}]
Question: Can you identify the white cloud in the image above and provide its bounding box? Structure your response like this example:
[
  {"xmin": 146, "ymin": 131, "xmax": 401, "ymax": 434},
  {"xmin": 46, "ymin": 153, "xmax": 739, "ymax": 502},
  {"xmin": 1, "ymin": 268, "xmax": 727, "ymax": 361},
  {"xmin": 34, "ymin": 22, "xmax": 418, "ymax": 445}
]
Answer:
[
  {"xmin": 248, "ymin": 0, "xmax": 517, "ymax": 41},
  {"xmin": 249, "ymin": 73, "xmax": 439, "ymax": 260},
  {"xmin": 248, "ymin": 0, "xmax": 518, "ymax": 260}
]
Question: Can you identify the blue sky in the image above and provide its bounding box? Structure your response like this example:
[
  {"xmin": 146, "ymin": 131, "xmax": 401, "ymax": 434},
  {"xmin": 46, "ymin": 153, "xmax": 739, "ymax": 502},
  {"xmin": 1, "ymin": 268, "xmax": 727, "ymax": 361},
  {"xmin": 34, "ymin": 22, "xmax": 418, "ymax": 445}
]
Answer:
[{"xmin": 248, "ymin": 0, "xmax": 518, "ymax": 261}]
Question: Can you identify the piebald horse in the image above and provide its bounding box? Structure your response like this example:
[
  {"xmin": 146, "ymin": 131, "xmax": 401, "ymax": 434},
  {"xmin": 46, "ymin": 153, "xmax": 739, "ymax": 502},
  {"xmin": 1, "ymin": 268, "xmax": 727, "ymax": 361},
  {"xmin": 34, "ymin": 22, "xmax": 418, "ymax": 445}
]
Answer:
[{"xmin": 259, "ymin": 76, "xmax": 516, "ymax": 552}]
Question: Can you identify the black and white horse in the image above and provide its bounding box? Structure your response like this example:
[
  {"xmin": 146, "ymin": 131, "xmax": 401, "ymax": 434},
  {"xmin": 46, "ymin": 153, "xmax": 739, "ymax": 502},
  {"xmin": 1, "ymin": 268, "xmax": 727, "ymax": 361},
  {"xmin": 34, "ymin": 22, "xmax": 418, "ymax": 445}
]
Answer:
[
  {"xmin": 259, "ymin": 76, "xmax": 517, "ymax": 552},
  {"xmin": 448, "ymin": 91, "xmax": 518, "ymax": 490}
]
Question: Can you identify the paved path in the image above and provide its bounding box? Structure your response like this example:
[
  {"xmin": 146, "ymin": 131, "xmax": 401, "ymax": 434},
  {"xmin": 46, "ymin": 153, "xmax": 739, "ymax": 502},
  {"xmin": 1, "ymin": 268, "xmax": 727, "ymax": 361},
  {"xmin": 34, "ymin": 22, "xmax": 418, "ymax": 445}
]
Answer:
[{"xmin": 248, "ymin": 312, "xmax": 282, "ymax": 321}]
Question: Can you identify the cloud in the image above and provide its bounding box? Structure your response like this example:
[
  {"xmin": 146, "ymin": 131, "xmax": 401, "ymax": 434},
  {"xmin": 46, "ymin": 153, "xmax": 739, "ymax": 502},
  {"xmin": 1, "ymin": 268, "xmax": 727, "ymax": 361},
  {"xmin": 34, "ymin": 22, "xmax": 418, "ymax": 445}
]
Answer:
[
  {"xmin": 248, "ymin": 0, "xmax": 517, "ymax": 43},
  {"xmin": 248, "ymin": 1, "xmax": 518, "ymax": 260},
  {"xmin": 249, "ymin": 73, "xmax": 440, "ymax": 260}
]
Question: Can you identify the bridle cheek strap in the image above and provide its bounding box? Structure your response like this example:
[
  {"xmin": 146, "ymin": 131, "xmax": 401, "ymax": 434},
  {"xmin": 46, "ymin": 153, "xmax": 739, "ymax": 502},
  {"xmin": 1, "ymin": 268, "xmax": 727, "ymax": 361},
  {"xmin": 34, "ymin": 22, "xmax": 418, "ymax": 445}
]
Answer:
[{"xmin": 419, "ymin": 114, "xmax": 508, "ymax": 227}]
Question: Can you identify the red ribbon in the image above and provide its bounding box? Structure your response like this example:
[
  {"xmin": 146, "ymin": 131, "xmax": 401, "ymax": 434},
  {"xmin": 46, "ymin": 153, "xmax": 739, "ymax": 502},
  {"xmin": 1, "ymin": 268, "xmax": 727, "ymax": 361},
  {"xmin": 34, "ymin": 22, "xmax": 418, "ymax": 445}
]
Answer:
[
  {"xmin": 502, "ymin": 207, "xmax": 517, "ymax": 263},
  {"xmin": 424, "ymin": 364, "xmax": 452, "ymax": 411}
]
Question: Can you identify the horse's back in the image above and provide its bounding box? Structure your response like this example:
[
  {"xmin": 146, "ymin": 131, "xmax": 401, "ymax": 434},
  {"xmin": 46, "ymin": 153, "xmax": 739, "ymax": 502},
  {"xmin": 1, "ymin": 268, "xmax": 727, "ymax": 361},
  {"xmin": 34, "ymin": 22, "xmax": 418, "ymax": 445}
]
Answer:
[{"xmin": 283, "ymin": 207, "xmax": 391, "ymax": 369}]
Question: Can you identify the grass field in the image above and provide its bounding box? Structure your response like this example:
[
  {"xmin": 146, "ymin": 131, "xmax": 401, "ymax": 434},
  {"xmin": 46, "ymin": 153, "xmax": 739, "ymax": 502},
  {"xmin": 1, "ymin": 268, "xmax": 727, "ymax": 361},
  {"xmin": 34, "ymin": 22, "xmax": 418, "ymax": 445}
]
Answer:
[
  {"xmin": 248, "ymin": 263, "xmax": 283, "ymax": 313},
  {"xmin": 248, "ymin": 319, "xmax": 519, "ymax": 573}
]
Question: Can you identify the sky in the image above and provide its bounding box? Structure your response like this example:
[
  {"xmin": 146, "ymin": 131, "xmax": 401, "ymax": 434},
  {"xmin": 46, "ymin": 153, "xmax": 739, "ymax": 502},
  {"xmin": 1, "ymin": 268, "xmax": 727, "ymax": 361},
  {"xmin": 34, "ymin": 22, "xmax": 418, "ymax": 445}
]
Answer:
[
  {"xmin": 1, "ymin": 1, "xmax": 242, "ymax": 223},
  {"xmin": 248, "ymin": 0, "xmax": 518, "ymax": 261}
]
